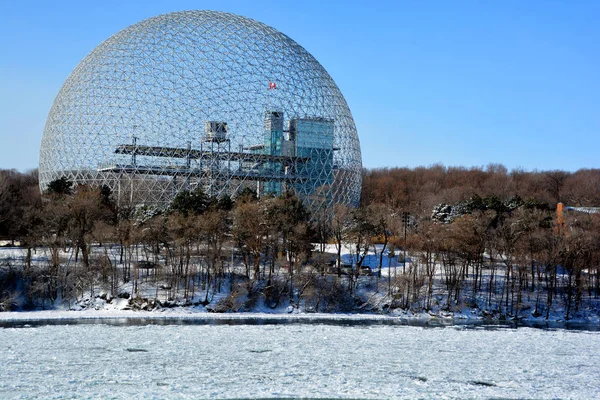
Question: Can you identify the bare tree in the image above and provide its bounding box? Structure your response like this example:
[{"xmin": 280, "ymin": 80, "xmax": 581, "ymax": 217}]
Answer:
[{"xmin": 331, "ymin": 203, "xmax": 351, "ymax": 277}]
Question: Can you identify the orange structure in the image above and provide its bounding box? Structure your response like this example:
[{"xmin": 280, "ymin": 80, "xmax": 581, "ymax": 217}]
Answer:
[
  {"xmin": 556, "ymin": 202, "xmax": 565, "ymax": 236},
  {"xmin": 555, "ymin": 202, "xmax": 600, "ymax": 236}
]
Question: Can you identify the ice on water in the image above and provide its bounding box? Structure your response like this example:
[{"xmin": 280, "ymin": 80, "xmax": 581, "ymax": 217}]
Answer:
[{"xmin": 0, "ymin": 323, "xmax": 599, "ymax": 399}]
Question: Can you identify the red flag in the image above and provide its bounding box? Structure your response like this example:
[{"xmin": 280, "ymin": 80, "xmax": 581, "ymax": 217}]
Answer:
[{"xmin": 268, "ymin": 81, "xmax": 277, "ymax": 90}]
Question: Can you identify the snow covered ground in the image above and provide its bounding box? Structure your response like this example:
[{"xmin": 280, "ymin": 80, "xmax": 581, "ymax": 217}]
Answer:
[
  {"xmin": 3, "ymin": 244, "xmax": 600, "ymax": 323},
  {"xmin": 321, "ymin": 243, "xmax": 405, "ymax": 270},
  {"xmin": 0, "ymin": 321, "xmax": 599, "ymax": 399}
]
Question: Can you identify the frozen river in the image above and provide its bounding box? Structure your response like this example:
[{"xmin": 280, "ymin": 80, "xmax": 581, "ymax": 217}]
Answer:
[{"xmin": 1, "ymin": 320, "xmax": 599, "ymax": 399}]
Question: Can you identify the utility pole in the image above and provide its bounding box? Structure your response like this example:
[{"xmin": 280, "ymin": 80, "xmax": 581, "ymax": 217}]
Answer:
[{"xmin": 402, "ymin": 212, "xmax": 409, "ymax": 274}]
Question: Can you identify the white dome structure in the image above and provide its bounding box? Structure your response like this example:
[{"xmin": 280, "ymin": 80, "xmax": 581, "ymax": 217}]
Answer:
[{"xmin": 39, "ymin": 10, "xmax": 362, "ymax": 208}]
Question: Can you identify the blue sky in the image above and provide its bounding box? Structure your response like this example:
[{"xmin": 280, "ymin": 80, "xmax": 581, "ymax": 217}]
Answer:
[{"xmin": 1, "ymin": 0, "xmax": 599, "ymax": 172}]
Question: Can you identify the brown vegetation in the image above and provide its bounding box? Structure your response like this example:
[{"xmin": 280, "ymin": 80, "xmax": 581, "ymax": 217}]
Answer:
[{"xmin": 0, "ymin": 165, "xmax": 599, "ymax": 320}]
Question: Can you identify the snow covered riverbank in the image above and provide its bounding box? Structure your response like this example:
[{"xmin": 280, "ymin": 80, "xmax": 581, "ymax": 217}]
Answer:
[
  {"xmin": 3, "ymin": 244, "xmax": 600, "ymax": 326},
  {"xmin": 1, "ymin": 308, "xmax": 599, "ymax": 333}
]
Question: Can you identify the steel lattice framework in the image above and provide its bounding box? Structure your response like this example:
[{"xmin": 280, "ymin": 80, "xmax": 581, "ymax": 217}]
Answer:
[{"xmin": 39, "ymin": 10, "xmax": 362, "ymax": 209}]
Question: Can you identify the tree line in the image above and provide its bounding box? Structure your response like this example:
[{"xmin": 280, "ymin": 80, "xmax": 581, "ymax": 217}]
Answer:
[
  {"xmin": 362, "ymin": 165, "xmax": 600, "ymax": 319},
  {"xmin": 1, "ymin": 165, "xmax": 599, "ymax": 319}
]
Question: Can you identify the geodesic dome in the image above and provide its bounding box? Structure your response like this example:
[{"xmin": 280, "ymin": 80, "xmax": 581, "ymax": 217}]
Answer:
[{"xmin": 39, "ymin": 10, "xmax": 362, "ymax": 208}]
